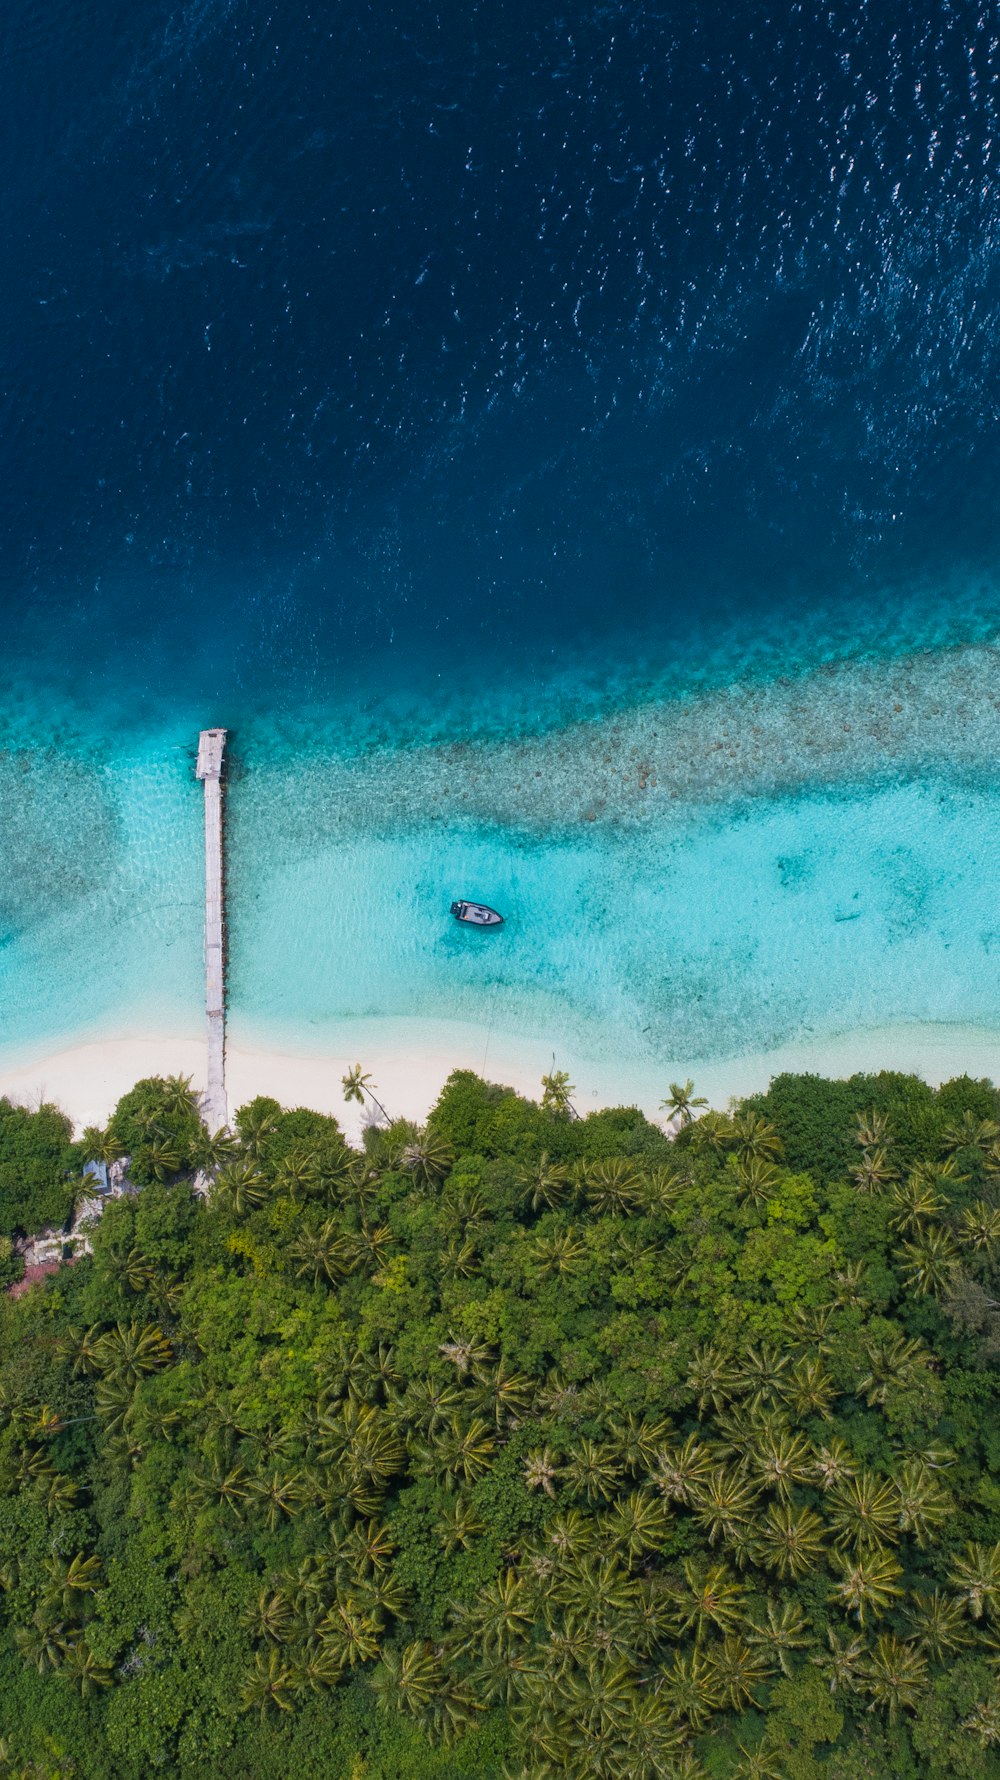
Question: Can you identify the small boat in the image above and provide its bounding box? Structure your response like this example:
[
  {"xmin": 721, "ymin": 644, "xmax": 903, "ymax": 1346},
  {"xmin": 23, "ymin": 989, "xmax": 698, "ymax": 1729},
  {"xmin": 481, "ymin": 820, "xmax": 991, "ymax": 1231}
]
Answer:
[{"xmin": 451, "ymin": 900, "xmax": 504, "ymax": 927}]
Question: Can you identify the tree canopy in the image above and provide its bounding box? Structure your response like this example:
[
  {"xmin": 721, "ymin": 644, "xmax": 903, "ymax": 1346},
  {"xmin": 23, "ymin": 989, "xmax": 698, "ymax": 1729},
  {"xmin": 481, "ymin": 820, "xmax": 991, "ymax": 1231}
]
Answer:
[{"xmin": 1, "ymin": 1065, "xmax": 1000, "ymax": 1778}]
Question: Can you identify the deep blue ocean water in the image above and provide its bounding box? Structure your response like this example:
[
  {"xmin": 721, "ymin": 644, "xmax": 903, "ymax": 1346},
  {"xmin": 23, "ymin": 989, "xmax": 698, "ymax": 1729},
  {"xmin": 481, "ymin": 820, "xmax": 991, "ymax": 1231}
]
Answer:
[{"xmin": 3, "ymin": 1, "xmax": 1000, "ymax": 1080}]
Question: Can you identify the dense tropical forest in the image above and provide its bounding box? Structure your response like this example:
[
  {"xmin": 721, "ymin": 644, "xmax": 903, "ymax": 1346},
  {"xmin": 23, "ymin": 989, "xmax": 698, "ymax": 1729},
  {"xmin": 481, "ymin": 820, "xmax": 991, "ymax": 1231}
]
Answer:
[{"xmin": 1, "ymin": 1065, "xmax": 1000, "ymax": 1779}]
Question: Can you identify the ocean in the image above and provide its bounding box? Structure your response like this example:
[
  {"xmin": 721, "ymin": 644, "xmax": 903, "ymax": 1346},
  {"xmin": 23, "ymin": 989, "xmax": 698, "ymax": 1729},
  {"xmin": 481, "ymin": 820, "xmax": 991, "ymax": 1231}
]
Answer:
[{"xmin": 3, "ymin": 0, "xmax": 1000, "ymax": 1087}]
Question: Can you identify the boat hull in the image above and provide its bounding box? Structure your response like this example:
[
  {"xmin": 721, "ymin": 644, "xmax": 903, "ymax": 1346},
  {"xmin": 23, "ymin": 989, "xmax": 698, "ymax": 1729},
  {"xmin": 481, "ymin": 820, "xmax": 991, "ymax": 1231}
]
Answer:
[{"xmin": 450, "ymin": 901, "xmax": 504, "ymax": 927}]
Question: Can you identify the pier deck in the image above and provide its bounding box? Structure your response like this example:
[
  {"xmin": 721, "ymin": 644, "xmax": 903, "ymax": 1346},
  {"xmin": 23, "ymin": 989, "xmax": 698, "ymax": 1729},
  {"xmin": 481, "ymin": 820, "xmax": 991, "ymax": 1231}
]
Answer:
[{"xmin": 196, "ymin": 728, "xmax": 228, "ymax": 1130}]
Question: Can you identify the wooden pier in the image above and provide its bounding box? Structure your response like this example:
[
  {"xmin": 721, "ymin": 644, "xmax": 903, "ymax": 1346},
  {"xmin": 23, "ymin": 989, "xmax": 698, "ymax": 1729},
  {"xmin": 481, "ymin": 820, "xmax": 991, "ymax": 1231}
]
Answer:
[{"xmin": 196, "ymin": 728, "xmax": 228, "ymax": 1131}]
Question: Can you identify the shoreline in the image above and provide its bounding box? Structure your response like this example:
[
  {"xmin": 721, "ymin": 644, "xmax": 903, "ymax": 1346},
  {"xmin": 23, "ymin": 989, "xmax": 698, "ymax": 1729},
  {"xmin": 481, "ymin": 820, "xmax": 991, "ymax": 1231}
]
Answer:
[{"xmin": 1, "ymin": 1016, "xmax": 998, "ymax": 1141}]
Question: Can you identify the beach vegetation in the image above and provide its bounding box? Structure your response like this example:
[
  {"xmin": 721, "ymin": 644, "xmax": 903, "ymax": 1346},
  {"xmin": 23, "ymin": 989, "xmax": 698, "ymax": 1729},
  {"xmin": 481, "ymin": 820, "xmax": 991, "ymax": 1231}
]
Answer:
[
  {"xmin": 0, "ymin": 1096, "xmax": 80, "ymax": 1238},
  {"xmin": 1, "ymin": 1067, "xmax": 1000, "ymax": 1776}
]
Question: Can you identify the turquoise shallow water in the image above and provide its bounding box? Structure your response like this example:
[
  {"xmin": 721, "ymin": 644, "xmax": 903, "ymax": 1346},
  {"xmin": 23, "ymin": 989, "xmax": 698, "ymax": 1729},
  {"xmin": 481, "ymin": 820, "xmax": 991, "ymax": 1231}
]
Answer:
[{"xmin": 4, "ymin": 678, "xmax": 1000, "ymax": 1078}]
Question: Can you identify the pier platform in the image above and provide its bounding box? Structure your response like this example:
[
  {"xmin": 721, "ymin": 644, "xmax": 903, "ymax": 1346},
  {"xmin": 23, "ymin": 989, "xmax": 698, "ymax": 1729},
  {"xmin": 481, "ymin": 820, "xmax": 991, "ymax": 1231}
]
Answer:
[{"xmin": 196, "ymin": 728, "xmax": 228, "ymax": 1130}]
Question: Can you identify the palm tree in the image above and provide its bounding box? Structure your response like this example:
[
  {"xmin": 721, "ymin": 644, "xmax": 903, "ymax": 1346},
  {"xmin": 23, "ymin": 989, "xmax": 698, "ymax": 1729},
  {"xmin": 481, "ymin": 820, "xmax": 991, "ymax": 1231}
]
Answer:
[
  {"xmin": 540, "ymin": 1068, "xmax": 576, "ymax": 1118},
  {"xmin": 450, "ymin": 1569, "xmax": 534, "ymax": 1658},
  {"xmin": 650, "ymin": 1434, "xmax": 714, "ymax": 1505},
  {"xmin": 959, "ymin": 1200, "xmax": 1000, "ymax": 1252},
  {"xmin": 355, "ymin": 1569, "xmax": 409, "ymax": 1625},
  {"xmin": 15, "ymin": 1611, "xmax": 70, "ymax": 1674},
  {"xmin": 474, "ymin": 1359, "xmax": 535, "ymax": 1429},
  {"xmin": 316, "ymin": 1400, "xmax": 407, "ymax": 1497},
  {"xmin": 274, "ymin": 1149, "xmax": 321, "ymax": 1203},
  {"xmin": 440, "ymin": 1236, "xmax": 478, "ymax": 1279},
  {"xmin": 787, "ymin": 1301, "xmax": 838, "ymax": 1353},
  {"xmin": 242, "ymin": 1588, "xmax": 295, "ymax": 1644},
  {"xmin": 704, "ymin": 1635, "xmax": 773, "ymax": 1711},
  {"xmin": 240, "ymin": 1647, "xmax": 296, "ymax": 1720},
  {"xmin": 731, "ymin": 1155, "xmax": 782, "ymax": 1208},
  {"xmin": 523, "ymin": 1447, "xmax": 561, "ymax": 1498},
  {"xmin": 342, "ymin": 1064, "xmax": 390, "ymax": 1123},
  {"xmin": 43, "ymin": 1471, "xmax": 80, "ymax": 1515},
  {"xmin": 94, "ymin": 1321, "xmax": 173, "ymax": 1385},
  {"xmin": 59, "ymin": 1636, "xmax": 114, "ymax": 1697},
  {"xmin": 729, "ymin": 1113, "xmax": 783, "ymax": 1164},
  {"xmin": 400, "ymin": 1377, "xmax": 463, "ymax": 1436},
  {"xmin": 754, "ymin": 1502, "xmax": 826, "ymax": 1581},
  {"xmin": 543, "ymin": 1508, "xmax": 596, "ymax": 1566},
  {"xmin": 942, "ymin": 1111, "xmax": 1000, "ymax": 1154},
  {"xmin": 826, "ymin": 1472, "xmax": 901, "ymax": 1551},
  {"xmin": 582, "ymin": 1158, "xmax": 644, "ymax": 1217},
  {"xmin": 193, "ymin": 1125, "xmax": 238, "ymax": 1174},
  {"xmin": 613, "ymin": 1226, "xmax": 656, "ymax": 1278},
  {"xmin": 144, "ymin": 1138, "xmax": 182, "ymax": 1182},
  {"xmin": 855, "ymin": 1109, "xmax": 892, "ymax": 1150},
  {"xmin": 335, "ymin": 1519, "xmax": 395, "ymax": 1586},
  {"xmin": 638, "ymin": 1162, "xmax": 689, "ymax": 1215},
  {"xmin": 398, "ymin": 1128, "xmax": 455, "ymax": 1188},
  {"xmin": 562, "ymin": 1439, "xmax": 623, "ymax": 1506},
  {"xmin": 160, "ymin": 1073, "xmax": 199, "ymax": 1118},
  {"xmin": 317, "ymin": 1598, "xmax": 381, "ymax": 1669},
  {"xmin": 893, "ymin": 1459, "xmax": 950, "ymax": 1548},
  {"xmin": 435, "ymin": 1493, "xmax": 486, "ymax": 1554},
  {"xmin": 736, "ymin": 1344, "xmax": 792, "ymax": 1412},
  {"xmin": 550, "ymin": 1553, "xmax": 640, "ymax": 1639},
  {"xmin": 371, "ymin": 1640, "xmax": 443, "ymax": 1721},
  {"xmin": 834, "ymin": 1265, "xmax": 870, "ymax": 1307},
  {"xmin": 689, "ymin": 1466, "xmax": 761, "ymax": 1546},
  {"xmin": 731, "ymin": 1742, "xmax": 786, "ymax": 1780},
  {"xmin": 294, "ymin": 1640, "xmax": 345, "ymax": 1694},
  {"xmin": 897, "ymin": 1225, "xmax": 959, "ymax": 1297},
  {"xmin": 668, "ymin": 1560, "xmax": 746, "ymax": 1642},
  {"xmin": 93, "ymin": 1375, "xmax": 134, "ymax": 1442},
  {"xmin": 745, "ymin": 1427, "xmax": 814, "ymax": 1500},
  {"xmin": 857, "ymin": 1331, "xmax": 929, "ymax": 1406},
  {"xmin": 55, "ymin": 1323, "xmax": 105, "ymax": 1378},
  {"xmin": 416, "ymin": 1414, "xmax": 495, "ymax": 1489},
  {"xmin": 812, "ymin": 1625, "xmax": 868, "ymax": 1695},
  {"xmin": 438, "ymin": 1333, "xmax": 494, "ymax": 1377},
  {"xmin": 888, "ymin": 1173, "xmax": 945, "ymax": 1234},
  {"xmin": 237, "ymin": 1102, "xmax": 280, "ymax": 1159},
  {"xmin": 947, "ymin": 1540, "xmax": 1000, "ymax": 1618},
  {"xmin": 607, "ymin": 1409, "xmax": 670, "ymax": 1476},
  {"xmin": 81, "ymin": 1125, "xmax": 125, "ymax": 1173},
  {"xmin": 343, "ymin": 1341, "xmax": 402, "ymax": 1404},
  {"xmin": 829, "ymin": 1549, "xmax": 904, "ymax": 1624},
  {"xmin": 963, "ymin": 1694, "xmax": 1000, "ymax": 1749},
  {"xmin": 251, "ymin": 1469, "xmax": 307, "ymax": 1531},
  {"xmin": 905, "ymin": 1587, "xmax": 972, "ymax": 1661},
  {"xmin": 43, "ymin": 1552, "xmax": 102, "ymax": 1615},
  {"xmin": 810, "ymin": 1437, "xmax": 858, "ymax": 1490},
  {"xmin": 850, "ymin": 1147, "xmax": 897, "ymax": 1193},
  {"xmin": 862, "ymin": 1632, "xmax": 927, "ymax": 1721},
  {"xmin": 289, "ymin": 1220, "xmax": 356, "ymax": 1286},
  {"xmin": 603, "ymin": 1490, "xmax": 670, "ymax": 1561},
  {"xmin": 438, "ymin": 1180, "xmax": 490, "ymax": 1234},
  {"xmin": 517, "ymin": 1153, "xmax": 575, "ymax": 1213},
  {"xmin": 657, "ymin": 1646, "xmax": 721, "ymax": 1729},
  {"xmin": 660, "ymin": 1080, "xmax": 708, "ymax": 1128},
  {"xmin": 213, "ymin": 1159, "xmax": 269, "ymax": 1215},
  {"xmin": 349, "ymin": 1220, "xmax": 395, "ymax": 1272},
  {"xmin": 689, "ymin": 1110, "xmax": 736, "ymax": 1154},
  {"xmin": 746, "ymin": 1597, "xmax": 811, "ymax": 1677},
  {"xmin": 191, "ymin": 1460, "xmax": 253, "ymax": 1520},
  {"xmin": 686, "ymin": 1343, "xmax": 740, "ymax": 1414},
  {"xmin": 118, "ymin": 1245, "xmax": 155, "ymax": 1296},
  {"xmin": 527, "ymin": 1227, "xmax": 588, "ymax": 1279},
  {"xmin": 783, "ymin": 1354, "xmax": 836, "ymax": 1420}
]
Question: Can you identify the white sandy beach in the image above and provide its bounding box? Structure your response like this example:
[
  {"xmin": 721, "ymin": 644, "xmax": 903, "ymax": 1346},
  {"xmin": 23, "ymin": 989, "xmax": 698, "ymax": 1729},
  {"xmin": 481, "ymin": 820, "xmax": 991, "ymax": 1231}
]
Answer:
[{"xmin": 0, "ymin": 1017, "xmax": 998, "ymax": 1141}]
